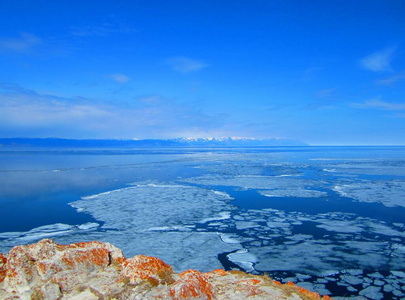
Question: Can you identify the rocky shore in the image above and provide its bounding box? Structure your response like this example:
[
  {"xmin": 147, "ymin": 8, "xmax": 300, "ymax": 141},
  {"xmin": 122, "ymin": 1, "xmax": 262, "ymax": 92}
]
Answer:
[{"xmin": 0, "ymin": 239, "xmax": 331, "ymax": 299}]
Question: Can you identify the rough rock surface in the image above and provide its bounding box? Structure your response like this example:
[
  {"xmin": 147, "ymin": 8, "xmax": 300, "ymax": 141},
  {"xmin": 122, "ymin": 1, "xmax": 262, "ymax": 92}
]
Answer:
[{"xmin": 0, "ymin": 239, "xmax": 331, "ymax": 299}]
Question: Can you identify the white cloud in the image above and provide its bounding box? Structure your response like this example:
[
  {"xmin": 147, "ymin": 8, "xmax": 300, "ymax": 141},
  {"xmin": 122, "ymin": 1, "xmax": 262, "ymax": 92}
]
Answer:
[
  {"xmin": 304, "ymin": 88, "xmax": 339, "ymax": 110},
  {"xmin": 109, "ymin": 73, "xmax": 130, "ymax": 84},
  {"xmin": 376, "ymin": 72, "xmax": 405, "ymax": 86},
  {"xmin": 0, "ymin": 32, "xmax": 41, "ymax": 52},
  {"xmin": 352, "ymin": 98, "xmax": 405, "ymax": 111},
  {"xmin": 0, "ymin": 83, "xmax": 224, "ymax": 139},
  {"xmin": 168, "ymin": 57, "xmax": 208, "ymax": 73},
  {"xmin": 70, "ymin": 16, "xmax": 136, "ymax": 37},
  {"xmin": 360, "ymin": 47, "xmax": 395, "ymax": 72}
]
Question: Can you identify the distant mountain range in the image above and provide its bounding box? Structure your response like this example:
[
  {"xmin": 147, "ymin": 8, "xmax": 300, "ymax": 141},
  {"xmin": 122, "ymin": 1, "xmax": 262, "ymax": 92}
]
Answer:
[{"xmin": 0, "ymin": 137, "xmax": 308, "ymax": 148}]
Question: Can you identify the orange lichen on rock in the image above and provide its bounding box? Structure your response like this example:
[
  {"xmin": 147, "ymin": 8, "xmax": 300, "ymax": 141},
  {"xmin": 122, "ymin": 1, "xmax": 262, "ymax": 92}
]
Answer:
[
  {"xmin": 297, "ymin": 285, "xmax": 322, "ymax": 299},
  {"xmin": 273, "ymin": 280, "xmax": 282, "ymax": 286},
  {"xmin": 0, "ymin": 253, "xmax": 6, "ymax": 284},
  {"xmin": 0, "ymin": 239, "xmax": 333, "ymax": 299},
  {"xmin": 234, "ymin": 278, "xmax": 263, "ymax": 297},
  {"xmin": 5, "ymin": 245, "xmax": 36, "ymax": 287},
  {"xmin": 122, "ymin": 254, "xmax": 174, "ymax": 285},
  {"xmin": 248, "ymin": 278, "xmax": 261, "ymax": 285},
  {"xmin": 209, "ymin": 269, "xmax": 227, "ymax": 276},
  {"xmin": 170, "ymin": 269, "xmax": 213, "ymax": 300},
  {"xmin": 61, "ymin": 247, "xmax": 110, "ymax": 268},
  {"xmin": 273, "ymin": 280, "xmax": 331, "ymax": 300},
  {"xmin": 0, "ymin": 239, "xmax": 127, "ymax": 297}
]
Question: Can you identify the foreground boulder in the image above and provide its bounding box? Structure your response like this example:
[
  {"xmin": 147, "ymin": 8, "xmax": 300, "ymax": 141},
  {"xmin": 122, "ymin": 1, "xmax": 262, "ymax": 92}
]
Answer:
[{"xmin": 0, "ymin": 239, "xmax": 331, "ymax": 299}]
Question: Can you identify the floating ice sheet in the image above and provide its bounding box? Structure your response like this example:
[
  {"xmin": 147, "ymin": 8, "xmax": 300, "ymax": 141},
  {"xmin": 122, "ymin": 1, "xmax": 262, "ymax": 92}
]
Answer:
[
  {"xmin": 333, "ymin": 180, "xmax": 405, "ymax": 207},
  {"xmin": 68, "ymin": 183, "xmax": 242, "ymax": 271},
  {"xmin": 315, "ymin": 219, "xmax": 364, "ymax": 233},
  {"xmin": 185, "ymin": 174, "xmax": 317, "ymax": 190},
  {"xmin": 0, "ymin": 223, "xmax": 99, "ymax": 253},
  {"xmin": 323, "ymin": 161, "xmax": 405, "ymax": 176},
  {"xmin": 0, "ymin": 183, "xmax": 242, "ymax": 272},
  {"xmin": 72, "ymin": 184, "xmax": 235, "ymax": 231},
  {"xmin": 227, "ymin": 249, "xmax": 257, "ymax": 272},
  {"xmin": 259, "ymin": 189, "xmax": 327, "ymax": 198}
]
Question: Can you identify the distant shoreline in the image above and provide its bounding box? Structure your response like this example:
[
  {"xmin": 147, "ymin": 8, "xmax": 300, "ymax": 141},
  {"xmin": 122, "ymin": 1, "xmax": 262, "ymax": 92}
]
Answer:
[
  {"xmin": 0, "ymin": 137, "xmax": 308, "ymax": 148},
  {"xmin": 1, "ymin": 138, "xmax": 405, "ymax": 149}
]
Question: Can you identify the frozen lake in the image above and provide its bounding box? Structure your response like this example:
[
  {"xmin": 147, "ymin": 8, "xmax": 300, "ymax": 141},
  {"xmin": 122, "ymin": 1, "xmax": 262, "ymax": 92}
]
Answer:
[{"xmin": 0, "ymin": 146, "xmax": 404, "ymax": 299}]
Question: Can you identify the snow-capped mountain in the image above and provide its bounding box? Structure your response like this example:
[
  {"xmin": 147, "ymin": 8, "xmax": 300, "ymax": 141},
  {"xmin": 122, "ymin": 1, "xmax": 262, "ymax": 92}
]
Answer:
[{"xmin": 170, "ymin": 137, "xmax": 307, "ymax": 146}]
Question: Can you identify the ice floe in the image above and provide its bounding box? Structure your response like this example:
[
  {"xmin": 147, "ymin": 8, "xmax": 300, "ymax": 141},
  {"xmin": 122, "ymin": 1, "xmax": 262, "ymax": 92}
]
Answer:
[
  {"xmin": 0, "ymin": 223, "xmax": 99, "ymax": 252},
  {"xmin": 341, "ymin": 275, "xmax": 363, "ymax": 285},
  {"xmin": 259, "ymin": 189, "xmax": 327, "ymax": 198},
  {"xmin": 184, "ymin": 174, "xmax": 317, "ymax": 191},
  {"xmin": 66, "ymin": 183, "xmax": 242, "ymax": 271},
  {"xmin": 359, "ymin": 286, "xmax": 383, "ymax": 300},
  {"xmin": 315, "ymin": 219, "xmax": 364, "ymax": 233},
  {"xmin": 227, "ymin": 249, "xmax": 257, "ymax": 272},
  {"xmin": 323, "ymin": 161, "xmax": 405, "ymax": 176},
  {"xmin": 218, "ymin": 233, "xmax": 241, "ymax": 244},
  {"xmin": 333, "ymin": 180, "xmax": 405, "ymax": 207}
]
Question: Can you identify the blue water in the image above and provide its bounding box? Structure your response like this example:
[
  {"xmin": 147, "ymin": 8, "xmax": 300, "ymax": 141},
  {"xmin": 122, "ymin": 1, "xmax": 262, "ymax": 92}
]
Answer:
[{"xmin": 0, "ymin": 147, "xmax": 202, "ymax": 231}]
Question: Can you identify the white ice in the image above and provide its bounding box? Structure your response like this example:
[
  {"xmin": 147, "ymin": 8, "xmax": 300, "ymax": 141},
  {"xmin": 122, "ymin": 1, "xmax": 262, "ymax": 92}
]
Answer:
[
  {"xmin": 259, "ymin": 189, "xmax": 327, "ymax": 198},
  {"xmin": 67, "ymin": 183, "xmax": 242, "ymax": 271},
  {"xmin": 324, "ymin": 162, "xmax": 405, "ymax": 176},
  {"xmin": 333, "ymin": 180, "xmax": 405, "ymax": 207},
  {"xmin": 184, "ymin": 174, "xmax": 317, "ymax": 191},
  {"xmin": 0, "ymin": 223, "xmax": 99, "ymax": 253},
  {"xmin": 227, "ymin": 249, "xmax": 257, "ymax": 272},
  {"xmin": 0, "ymin": 183, "xmax": 243, "ymax": 272}
]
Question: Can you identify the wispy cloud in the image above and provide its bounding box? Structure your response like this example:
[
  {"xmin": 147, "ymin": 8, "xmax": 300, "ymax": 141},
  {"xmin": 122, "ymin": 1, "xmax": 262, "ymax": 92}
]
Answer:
[
  {"xmin": 360, "ymin": 47, "xmax": 395, "ymax": 72},
  {"xmin": 394, "ymin": 113, "xmax": 405, "ymax": 119},
  {"xmin": 352, "ymin": 98, "xmax": 405, "ymax": 111},
  {"xmin": 109, "ymin": 73, "xmax": 130, "ymax": 84},
  {"xmin": 0, "ymin": 83, "xmax": 224, "ymax": 139},
  {"xmin": 0, "ymin": 32, "xmax": 41, "ymax": 52},
  {"xmin": 305, "ymin": 88, "xmax": 339, "ymax": 110},
  {"xmin": 376, "ymin": 71, "xmax": 405, "ymax": 86},
  {"xmin": 316, "ymin": 87, "xmax": 337, "ymax": 99},
  {"xmin": 167, "ymin": 57, "xmax": 208, "ymax": 73},
  {"xmin": 71, "ymin": 24, "xmax": 134, "ymax": 37},
  {"xmin": 70, "ymin": 16, "xmax": 136, "ymax": 37}
]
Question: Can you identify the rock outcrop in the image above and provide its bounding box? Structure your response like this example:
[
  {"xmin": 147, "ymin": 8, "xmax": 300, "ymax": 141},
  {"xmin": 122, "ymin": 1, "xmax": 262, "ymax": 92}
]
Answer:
[{"xmin": 0, "ymin": 239, "xmax": 331, "ymax": 299}]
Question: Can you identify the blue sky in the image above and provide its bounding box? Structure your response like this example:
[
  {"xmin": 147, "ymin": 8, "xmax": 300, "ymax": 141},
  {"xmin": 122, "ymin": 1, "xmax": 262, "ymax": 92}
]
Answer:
[{"xmin": 0, "ymin": 0, "xmax": 404, "ymax": 145}]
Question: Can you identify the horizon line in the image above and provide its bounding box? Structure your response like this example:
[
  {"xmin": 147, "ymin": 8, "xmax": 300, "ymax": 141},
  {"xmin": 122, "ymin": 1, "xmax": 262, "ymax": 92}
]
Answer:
[{"xmin": 0, "ymin": 137, "xmax": 404, "ymax": 147}]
